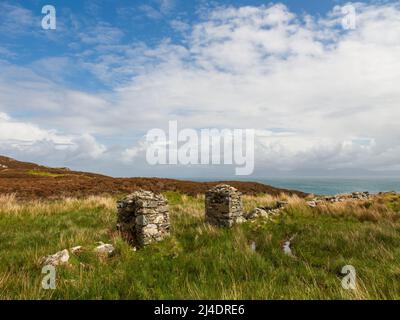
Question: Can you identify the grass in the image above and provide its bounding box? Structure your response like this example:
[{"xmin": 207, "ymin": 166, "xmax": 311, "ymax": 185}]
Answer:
[
  {"xmin": 27, "ymin": 170, "xmax": 65, "ymax": 178},
  {"xmin": 0, "ymin": 192, "xmax": 399, "ymax": 299}
]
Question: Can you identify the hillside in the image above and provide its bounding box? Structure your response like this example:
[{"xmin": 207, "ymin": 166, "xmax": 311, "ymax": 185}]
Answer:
[{"xmin": 0, "ymin": 156, "xmax": 307, "ymax": 199}]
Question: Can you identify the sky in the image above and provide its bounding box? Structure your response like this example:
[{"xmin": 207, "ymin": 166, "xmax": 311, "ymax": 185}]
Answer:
[{"xmin": 0, "ymin": 0, "xmax": 399, "ymax": 178}]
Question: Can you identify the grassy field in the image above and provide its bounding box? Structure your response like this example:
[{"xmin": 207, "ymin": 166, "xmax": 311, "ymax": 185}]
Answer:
[{"xmin": 0, "ymin": 192, "xmax": 399, "ymax": 299}]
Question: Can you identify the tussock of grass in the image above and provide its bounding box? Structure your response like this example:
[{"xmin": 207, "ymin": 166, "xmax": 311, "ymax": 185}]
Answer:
[
  {"xmin": 311, "ymin": 201, "xmax": 399, "ymax": 223},
  {"xmin": 0, "ymin": 192, "xmax": 399, "ymax": 299},
  {"xmin": 0, "ymin": 194, "xmax": 115, "ymax": 217}
]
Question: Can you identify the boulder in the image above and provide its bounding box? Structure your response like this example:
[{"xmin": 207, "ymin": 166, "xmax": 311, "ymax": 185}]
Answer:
[{"xmin": 40, "ymin": 249, "xmax": 70, "ymax": 266}]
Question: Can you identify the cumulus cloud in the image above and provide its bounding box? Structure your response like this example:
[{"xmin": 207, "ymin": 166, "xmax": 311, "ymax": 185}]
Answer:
[
  {"xmin": 78, "ymin": 23, "xmax": 124, "ymax": 45},
  {"xmin": 0, "ymin": 112, "xmax": 106, "ymax": 167},
  {"xmin": 0, "ymin": 112, "xmax": 70, "ymax": 144},
  {"xmin": 1, "ymin": 2, "xmax": 400, "ymax": 176},
  {"xmin": 111, "ymin": 3, "xmax": 400, "ymax": 174}
]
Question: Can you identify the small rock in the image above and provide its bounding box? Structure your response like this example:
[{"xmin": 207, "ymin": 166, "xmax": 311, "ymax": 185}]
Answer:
[
  {"xmin": 246, "ymin": 208, "xmax": 269, "ymax": 219},
  {"xmin": 142, "ymin": 224, "xmax": 159, "ymax": 236},
  {"xmin": 94, "ymin": 242, "xmax": 115, "ymax": 255},
  {"xmin": 70, "ymin": 246, "xmax": 83, "ymax": 254},
  {"xmin": 41, "ymin": 249, "xmax": 70, "ymax": 266},
  {"xmin": 307, "ymin": 200, "xmax": 317, "ymax": 208},
  {"xmin": 277, "ymin": 201, "xmax": 288, "ymax": 208},
  {"xmin": 250, "ymin": 241, "xmax": 256, "ymax": 252},
  {"xmin": 235, "ymin": 216, "xmax": 247, "ymax": 224},
  {"xmin": 246, "ymin": 201, "xmax": 288, "ymax": 220}
]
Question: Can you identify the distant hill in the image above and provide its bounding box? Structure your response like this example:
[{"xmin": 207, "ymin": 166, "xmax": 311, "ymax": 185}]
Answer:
[{"xmin": 0, "ymin": 155, "xmax": 307, "ymax": 200}]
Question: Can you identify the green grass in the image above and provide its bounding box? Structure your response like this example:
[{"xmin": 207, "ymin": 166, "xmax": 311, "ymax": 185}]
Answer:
[
  {"xmin": 384, "ymin": 192, "xmax": 400, "ymax": 213},
  {"xmin": 0, "ymin": 193, "xmax": 399, "ymax": 299},
  {"xmin": 27, "ymin": 170, "xmax": 65, "ymax": 178}
]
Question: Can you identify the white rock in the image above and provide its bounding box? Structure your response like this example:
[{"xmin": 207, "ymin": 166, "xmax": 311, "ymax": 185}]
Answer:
[
  {"xmin": 41, "ymin": 249, "xmax": 70, "ymax": 266},
  {"xmin": 307, "ymin": 200, "xmax": 317, "ymax": 208},
  {"xmin": 143, "ymin": 224, "xmax": 159, "ymax": 236},
  {"xmin": 94, "ymin": 242, "xmax": 115, "ymax": 255},
  {"xmin": 246, "ymin": 208, "xmax": 269, "ymax": 219},
  {"xmin": 135, "ymin": 215, "xmax": 147, "ymax": 226},
  {"xmin": 235, "ymin": 216, "xmax": 247, "ymax": 224},
  {"xmin": 70, "ymin": 246, "xmax": 83, "ymax": 254}
]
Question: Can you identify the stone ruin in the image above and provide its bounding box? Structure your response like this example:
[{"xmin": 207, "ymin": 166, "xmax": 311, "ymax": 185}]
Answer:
[
  {"xmin": 205, "ymin": 184, "xmax": 290, "ymax": 227},
  {"xmin": 245, "ymin": 201, "xmax": 288, "ymax": 220},
  {"xmin": 117, "ymin": 190, "xmax": 170, "ymax": 247},
  {"xmin": 205, "ymin": 184, "xmax": 245, "ymax": 227},
  {"xmin": 306, "ymin": 191, "xmax": 371, "ymax": 207}
]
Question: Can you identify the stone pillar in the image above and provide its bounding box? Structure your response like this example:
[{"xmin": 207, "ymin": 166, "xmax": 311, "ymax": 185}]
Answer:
[
  {"xmin": 205, "ymin": 184, "xmax": 244, "ymax": 227},
  {"xmin": 117, "ymin": 190, "xmax": 169, "ymax": 246}
]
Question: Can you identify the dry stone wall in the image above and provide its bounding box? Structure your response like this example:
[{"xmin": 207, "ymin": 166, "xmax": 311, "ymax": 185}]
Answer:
[
  {"xmin": 205, "ymin": 184, "xmax": 245, "ymax": 227},
  {"xmin": 306, "ymin": 191, "xmax": 371, "ymax": 207},
  {"xmin": 117, "ymin": 190, "xmax": 170, "ymax": 246},
  {"xmin": 245, "ymin": 201, "xmax": 288, "ymax": 220}
]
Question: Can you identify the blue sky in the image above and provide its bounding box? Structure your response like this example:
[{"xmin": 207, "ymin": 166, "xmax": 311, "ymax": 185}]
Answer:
[
  {"xmin": 0, "ymin": 0, "xmax": 374, "ymax": 90},
  {"xmin": 0, "ymin": 0, "xmax": 399, "ymax": 177}
]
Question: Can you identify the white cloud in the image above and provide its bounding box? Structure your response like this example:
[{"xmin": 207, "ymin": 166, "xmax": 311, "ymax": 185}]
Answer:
[
  {"xmin": 78, "ymin": 23, "xmax": 124, "ymax": 45},
  {"xmin": 0, "ymin": 112, "xmax": 106, "ymax": 163},
  {"xmin": 1, "ymin": 2, "xmax": 400, "ymax": 176},
  {"xmin": 139, "ymin": 0, "xmax": 176, "ymax": 20},
  {"xmin": 0, "ymin": 46, "xmax": 16, "ymax": 59},
  {"xmin": 0, "ymin": 112, "xmax": 70, "ymax": 144}
]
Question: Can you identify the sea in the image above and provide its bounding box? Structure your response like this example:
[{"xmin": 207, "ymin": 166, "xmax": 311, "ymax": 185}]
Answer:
[{"xmin": 192, "ymin": 177, "xmax": 400, "ymax": 195}]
